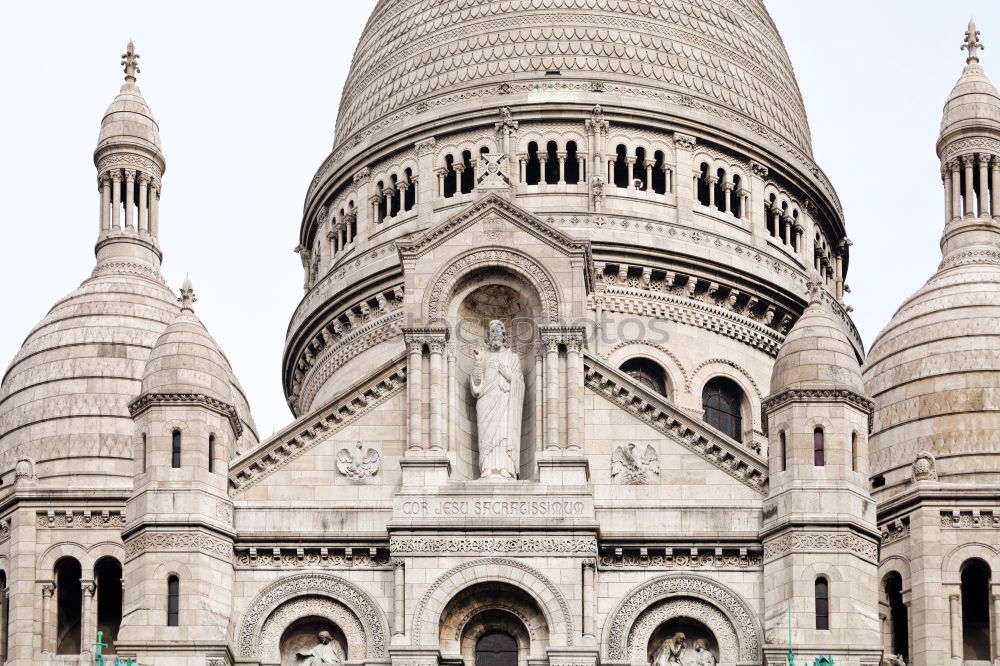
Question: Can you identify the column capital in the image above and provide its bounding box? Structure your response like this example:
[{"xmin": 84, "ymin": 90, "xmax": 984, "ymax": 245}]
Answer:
[
  {"xmin": 750, "ymin": 161, "xmax": 769, "ymax": 179},
  {"xmin": 453, "ymin": 163, "xmax": 466, "ymax": 174},
  {"xmin": 110, "ymin": 170, "xmax": 123, "ymax": 183},
  {"xmin": 41, "ymin": 582, "xmax": 55, "ymax": 597},
  {"xmin": 138, "ymin": 172, "xmax": 151, "ymax": 185},
  {"xmin": 123, "ymin": 169, "xmax": 136, "ymax": 182},
  {"xmin": 673, "ymin": 133, "xmax": 696, "ymax": 149},
  {"xmin": 396, "ymin": 180, "xmax": 410, "ymax": 192},
  {"xmin": 99, "ymin": 173, "xmax": 110, "ymax": 186},
  {"xmin": 352, "ymin": 167, "xmax": 371, "ymax": 184},
  {"xmin": 368, "ymin": 193, "xmax": 383, "ymax": 205},
  {"xmin": 415, "ymin": 138, "xmax": 437, "ymax": 156},
  {"xmin": 434, "ymin": 167, "xmax": 449, "ymax": 177},
  {"xmin": 81, "ymin": 580, "xmax": 95, "ymax": 596}
]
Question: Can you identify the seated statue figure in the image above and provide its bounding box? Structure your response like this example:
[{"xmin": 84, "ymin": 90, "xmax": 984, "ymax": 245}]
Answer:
[
  {"xmin": 692, "ymin": 638, "xmax": 716, "ymax": 666},
  {"xmin": 295, "ymin": 630, "xmax": 344, "ymax": 665}
]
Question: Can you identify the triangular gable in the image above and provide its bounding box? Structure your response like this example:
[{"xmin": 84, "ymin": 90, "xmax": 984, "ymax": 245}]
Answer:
[
  {"xmin": 584, "ymin": 351, "xmax": 768, "ymax": 494},
  {"xmin": 396, "ymin": 193, "xmax": 593, "ymax": 290}
]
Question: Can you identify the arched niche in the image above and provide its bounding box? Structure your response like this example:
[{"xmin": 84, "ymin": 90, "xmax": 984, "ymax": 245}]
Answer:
[
  {"xmin": 443, "ymin": 263, "xmax": 548, "ymax": 480},
  {"xmin": 439, "ymin": 582, "xmax": 550, "ymax": 664},
  {"xmin": 278, "ymin": 615, "xmax": 349, "ymax": 666},
  {"xmin": 259, "ymin": 596, "xmax": 363, "ymax": 665},
  {"xmin": 635, "ymin": 600, "xmax": 732, "ymax": 665}
]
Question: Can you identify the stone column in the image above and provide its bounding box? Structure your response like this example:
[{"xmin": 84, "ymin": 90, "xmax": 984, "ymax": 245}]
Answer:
[
  {"xmin": 538, "ymin": 154, "xmax": 548, "ymax": 184},
  {"xmin": 626, "ymin": 157, "xmax": 637, "ymax": 189},
  {"xmin": 993, "ymin": 590, "xmax": 1000, "ymax": 662},
  {"xmin": 517, "ymin": 155, "xmax": 527, "ymax": 184},
  {"xmin": 436, "ymin": 167, "xmax": 447, "ymax": 197},
  {"xmin": 644, "ymin": 160, "xmax": 654, "ymax": 191},
  {"xmin": 383, "ymin": 186, "xmax": 396, "ymax": 218},
  {"xmin": 663, "ymin": 165, "xmax": 673, "ymax": 195},
  {"xmin": 943, "ymin": 167, "xmax": 953, "ymax": 224},
  {"xmin": 578, "ymin": 155, "xmax": 586, "ymax": 182},
  {"xmin": 707, "ymin": 174, "xmax": 718, "ymax": 207},
  {"xmin": 992, "ymin": 156, "xmax": 1000, "ymax": 217},
  {"xmin": 544, "ymin": 337, "xmax": 560, "ymax": 450},
  {"xmin": 150, "ymin": 181, "xmax": 160, "ymax": 237},
  {"xmin": 721, "ymin": 181, "xmax": 733, "ymax": 214},
  {"xmin": 949, "ymin": 594, "xmax": 961, "ymax": 659},
  {"xmin": 369, "ymin": 194, "xmax": 382, "ymax": 224},
  {"xmin": 111, "ymin": 171, "xmax": 122, "ymax": 230},
  {"xmin": 582, "ymin": 560, "xmax": 596, "ymax": 640},
  {"xmin": 81, "ymin": 580, "xmax": 95, "ymax": 656},
  {"xmin": 950, "ymin": 160, "xmax": 962, "ymax": 221},
  {"xmin": 607, "ymin": 159, "xmax": 614, "ymax": 184},
  {"xmin": 963, "ymin": 155, "xmax": 975, "ymax": 218},
  {"xmin": 673, "ymin": 134, "xmax": 696, "ymax": 226},
  {"xmin": 100, "ymin": 174, "xmax": 111, "ymax": 232},
  {"xmin": 979, "ymin": 154, "xmax": 990, "ymax": 218},
  {"xmin": 137, "ymin": 173, "xmax": 150, "ymax": 233},
  {"xmin": 393, "ymin": 560, "xmax": 405, "ymax": 637},
  {"xmin": 345, "ymin": 214, "xmax": 357, "ymax": 244},
  {"xmin": 749, "ymin": 161, "xmax": 768, "ymax": 240},
  {"xmin": 447, "ymin": 344, "xmax": 457, "ymax": 452},
  {"xmin": 453, "ymin": 164, "xmax": 466, "ymax": 193},
  {"xmin": 123, "ymin": 169, "xmax": 136, "ymax": 230},
  {"xmin": 397, "ymin": 180, "xmax": 410, "ymax": 214},
  {"xmin": 40, "ymin": 583, "xmax": 54, "ymax": 654},
  {"xmin": 557, "ymin": 151, "xmax": 567, "ymax": 184},
  {"xmin": 565, "ymin": 336, "xmax": 583, "ymax": 451},
  {"xmin": 415, "ymin": 138, "xmax": 436, "ymax": 217},
  {"xmin": 406, "ymin": 340, "xmax": 423, "ymax": 452},
  {"xmin": 535, "ymin": 347, "xmax": 544, "ymax": 452},
  {"xmin": 428, "ymin": 340, "xmax": 444, "ymax": 451}
]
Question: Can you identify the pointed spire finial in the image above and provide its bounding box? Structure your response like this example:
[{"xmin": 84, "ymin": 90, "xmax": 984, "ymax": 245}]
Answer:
[
  {"xmin": 179, "ymin": 275, "xmax": 197, "ymax": 312},
  {"xmin": 962, "ymin": 20, "xmax": 984, "ymax": 64},
  {"xmin": 121, "ymin": 41, "xmax": 141, "ymax": 84}
]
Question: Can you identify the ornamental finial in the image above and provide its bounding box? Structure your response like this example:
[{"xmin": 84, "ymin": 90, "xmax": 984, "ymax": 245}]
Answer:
[
  {"xmin": 179, "ymin": 275, "xmax": 196, "ymax": 312},
  {"xmin": 962, "ymin": 20, "xmax": 984, "ymax": 64},
  {"xmin": 121, "ymin": 41, "xmax": 141, "ymax": 84}
]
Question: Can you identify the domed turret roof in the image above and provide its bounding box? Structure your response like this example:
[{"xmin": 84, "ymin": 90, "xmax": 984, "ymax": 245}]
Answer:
[
  {"xmin": 770, "ymin": 288, "xmax": 864, "ymax": 396},
  {"xmin": 95, "ymin": 42, "xmax": 163, "ymax": 161},
  {"xmin": 141, "ymin": 279, "xmax": 235, "ymax": 405},
  {"xmin": 333, "ymin": 0, "xmax": 813, "ymax": 157},
  {"xmin": 939, "ymin": 22, "xmax": 1000, "ymax": 142}
]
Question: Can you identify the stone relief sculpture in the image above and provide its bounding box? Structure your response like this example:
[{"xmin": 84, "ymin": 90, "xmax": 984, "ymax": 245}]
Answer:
[
  {"xmin": 471, "ymin": 320, "xmax": 524, "ymax": 479},
  {"xmin": 881, "ymin": 654, "xmax": 906, "ymax": 666},
  {"xmin": 692, "ymin": 638, "xmax": 716, "ymax": 665},
  {"xmin": 911, "ymin": 450, "xmax": 937, "ymax": 481},
  {"xmin": 295, "ymin": 631, "xmax": 345, "ymax": 665},
  {"xmin": 336, "ymin": 442, "xmax": 380, "ymax": 480},
  {"xmin": 611, "ymin": 443, "xmax": 660, "ymax": 484},
  {"xmin": 652, "ymin": 633, "xmax": 718, "ymax": 666}
]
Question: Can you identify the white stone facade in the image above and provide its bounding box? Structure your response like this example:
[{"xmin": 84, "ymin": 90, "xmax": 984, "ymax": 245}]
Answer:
[{"xmin": 0, "ymin": 7, "xmax": 997, "ymax": 666}]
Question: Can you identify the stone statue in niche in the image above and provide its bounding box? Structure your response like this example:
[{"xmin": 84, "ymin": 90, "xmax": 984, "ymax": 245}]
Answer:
[
  {"xmin": 471, "ymin": 320, "xmax": 524, "ymax": 480},
  {"xmin": 611, "ymin": 443, "xmax": 659, "ymax": 484},
  {"xmin": 336, "ymin": 442, "xmax": 380, "ymax": 480},
  {"xmin": 692, "ymin": 639, "xmax": 716, "ymax": 666},
  {"xmin": 295, "ymin": 630, "xmax": 344, "ymax": 665},
  {"xmin": 652, "ymin": 632, "xmax": 686, "ymax": 665}
]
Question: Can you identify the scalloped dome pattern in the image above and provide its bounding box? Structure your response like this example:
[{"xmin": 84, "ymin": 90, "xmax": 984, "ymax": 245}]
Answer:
[{"xmin": 334, "ymin": 0, "xmax": 812, "ymax": 155}]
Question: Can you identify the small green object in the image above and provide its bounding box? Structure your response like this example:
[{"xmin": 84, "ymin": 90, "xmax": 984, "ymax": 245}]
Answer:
[
  {"xmin": 92, "ymin": 630, "xmax": 107, "ymax": 666},
  {"xmin": 813, "ymin": 658, "xmax": 835, "ymax": 666}
]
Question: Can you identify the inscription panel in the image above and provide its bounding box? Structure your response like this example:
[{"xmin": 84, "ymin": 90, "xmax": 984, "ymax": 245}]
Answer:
[{"xmin": 393, "ymin": 494, "xmax": 594, "ymax": 520}]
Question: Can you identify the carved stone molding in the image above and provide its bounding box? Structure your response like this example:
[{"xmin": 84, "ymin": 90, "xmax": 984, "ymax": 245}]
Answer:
[
  {"xmin": 390, "ymin": 537, "xmax": 597, "ymax": 555},
  {"xmin": 129, "ymin": 392, "xmax": 243, "ymax": 438},
  {"xmin": 36, "ymin": 510, "xmax": 125, "ymax": 529},
  {"xmin": 96, "ymin": 152, "xmax": 162, "ymax": 180},
  {"xmin": 628, "ymin": 596, "xmax": 740, "ymax": 664},
  {"xmin": 123, "ymin": 531, "xmax": 232, "ymax": 563},
  {"xmin": 762, "ymin": 388, "xmax": 874, "ymax": 434},
  {"xmin": 881, "ymin": 520, "xmax": 910, "ymax": 545},
  {"xmin": 235, "ymin": 547, "xmax": 390, "ymax": 569},
  {"xmin": 411, "ymin": 557, "xmax": 574, "ymax": 647},
  {"xmin": 673, "ymin": 133, "xmax": 696, "ymax": 149},
  {"xmin": 230, "ymin": 356, "xmax": 406, "ymax": 494},
  {"xmin": 599, "ymin": 548, "xmax": 762, "ymax": 570},
  {"xmin": 750, "ymin": 161, "xmax": 769, "ymax": 179},
  {"xmin": 584, "ymin": 353, "xmax": 767, "ymax": 493},
  {"xmin": 762, "ymin": 531, "xmax": 878, "ymax": 563},
  {"xmin": 603, "ymin": 574, "xmax": 761, "ymax": 662},
  {"xmin": 237, "ymin": 573, "xmax": 388, "ymax": 659},
  {"xmin": 940, "ymin": 510, "xmax": 1000, "ymax": 528},
  {"xmin": 257, "ymin": 595, "xmax": 367, "ymax": 663},
  {"xmin": 415, "ymin": 138, "xmax": 437, "ymax": 156},
  {"xmin": 941, "ymin": 136, "xmax": 1000, "ymax": 163}
]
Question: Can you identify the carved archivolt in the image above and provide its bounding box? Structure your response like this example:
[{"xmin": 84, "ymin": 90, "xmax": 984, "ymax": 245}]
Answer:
[
  {"xmin": 257, "ymin": 595, "xmax": 366, "ymax": 664},
  {"xmin": 426, "ymin": 248, "xmax": 560, "ymax": 321},
  {"xmin": 237, "ymin": 573, "xmax": 388, "ymax": 659},
  {"xmin": 687, "ymin": 358, "xmax": 763, "ymax": 400},
  {"xmin": 411, "ymin": 557, "xmax": 574, "ymax": 647},
  {"xmin": 603, "ymin": 574, "xmax": 761, "ymax": 662},
  {"xmin": 628, "ymin": 597, "xmax": 740, "ymax": 664}
]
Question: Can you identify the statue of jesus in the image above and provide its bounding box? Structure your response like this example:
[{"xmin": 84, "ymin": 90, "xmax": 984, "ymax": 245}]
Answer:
[{"xmin": 471, "ymin": 320, "xmax": 524, "ymax": 479}]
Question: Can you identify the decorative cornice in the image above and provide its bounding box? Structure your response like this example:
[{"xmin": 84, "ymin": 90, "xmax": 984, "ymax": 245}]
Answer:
[
  {"xmin": 390, "ymin": 536, "xmax": 598, "ymax": 555},
  {"xmin": 235, "ymin": 547, "xmax": 390, "ymax": 568},
  {"xmin": 940, "ymin": 510, "xmax": 1000, "ymax": 528},
  {"xmin": 584, "ymin": 352, "xmax": 767, "ymax": 493},
  {"xmin": 762, "ymin": 530, "xmax": 878, "ymax": 563},
  {"xmin": 123, "ymin": 530, "xmax": 233, "ymax": 563},
  {"xmin": 230, "ymin": 356, "xmax": 407, "ymax": 495},
  {"xmin": 36, "ymin": 510, "xmax": 125, "ymax": 529},
  {"xmin": 761, "ymin": 388, "xmax": 874, "ymax": 434},
  {"xmin": 599, "ymin": 547, "xmax": 762, "ymax": 570},
  {"xmin": 129, "ymin": 391, "xmax": 243, "ymax": 438}
]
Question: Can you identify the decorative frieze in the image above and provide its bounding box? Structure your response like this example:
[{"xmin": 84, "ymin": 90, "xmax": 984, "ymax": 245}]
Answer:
[
  {"xmin": 36, "ymin": 510, "xmax": 125, "ymax": 529},
  {"xmin": 390, "ymin": 537, "xmax": 598, "ymax": 555},
  {"xmin": 129, "ymin": 392, "xmax": 243, "ymax": 438},
  {"xmin": 598, "ymin": 547, "xmax": 762, "ymax": 569},
  {"xmin": 880, "ymin": 519, "xmax": 910, "ymax": 545},
  {"xmin": 762, "ymin": 388, "xmax": 874, "ymax": 434},
  {"xmin": 123, "ymin": 531, "xmax": 232, "ymax": 562},
  {"xmin": 234, "ymin": 547, "xmax": 390, "ymax": 568},
  {"xmin": 762, "ymin": 532, "xmax": 878, "ymax": 563},
  {"xmin": 940, "ymin": 510, "xmax": 1000, "ymax": 528}
]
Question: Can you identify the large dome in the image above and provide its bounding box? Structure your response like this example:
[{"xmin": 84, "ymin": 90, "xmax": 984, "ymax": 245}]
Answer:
[{"xmin": 334, "ymin": 0, "xmax": 813, "ymax": 156}]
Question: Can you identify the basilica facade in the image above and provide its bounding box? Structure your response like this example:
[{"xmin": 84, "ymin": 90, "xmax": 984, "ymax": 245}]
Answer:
[{"xmin": 1, "ymin": 3, "xmax": 998, "ymax": 666}]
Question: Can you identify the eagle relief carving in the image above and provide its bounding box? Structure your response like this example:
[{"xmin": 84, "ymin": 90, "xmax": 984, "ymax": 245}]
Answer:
[
  {"xmin": 336, "ymin": 442, "xmax": 380, "ymax": 480},
  {"xmin": 611, "ymin": 443, "xmax": 660, "ymax": 485}
]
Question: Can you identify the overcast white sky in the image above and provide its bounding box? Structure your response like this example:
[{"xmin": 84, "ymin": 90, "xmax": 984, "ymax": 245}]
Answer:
[{"xmin": 1, "ymin": 1, "xmax": 997, "ymax": 436}]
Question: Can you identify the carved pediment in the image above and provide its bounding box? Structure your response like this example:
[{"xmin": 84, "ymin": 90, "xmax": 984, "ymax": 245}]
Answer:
[
  {"xmin": 396, "ymin": 193, "xmax": 592, "ymax": 276},
  {"xmin": 584, "ymin": 352, "xmax": 767, "ymax": 494}
]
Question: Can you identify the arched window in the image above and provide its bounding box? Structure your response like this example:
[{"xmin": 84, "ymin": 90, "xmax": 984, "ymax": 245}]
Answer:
[
  {"xmin": 813, "ymin": 427, "xmax": 825, "ymax": 466},
  {"xmin": 55, "ymin": 557, "xmax": 82, "ymax": 654},
  {"xmin": 565, "ymin": 141, "xmax": 580, "ymax": 184},
  {"xmin": 171, "ymin": 430, "xmax": 182, "ymax": 469},
  {"xmin": 851, "ymin": 432, "xmax": 859, "ymax": 472},
  {"xmin": 404, "ymin": 169, "xmax": 416, "ymax": 211},
  {"xmin": 619, "ymin": 358, "xmax": 668, "ymax": 398},
  {"xmin": 791, "ymin": 210, "xmax": 800, "ymax": 250},
  {"xmin": 376, "ymin": 181, "xmax": 387, "ymax": 221},
  {"xmin": 475, "ymin": 631, "xmax": 518, "ymax": 666},
  {"xmin": 140, "ymin": 433, "xmax": 147, "ymax": 473},
  {"xmin": 652, "ymin": 151, "xmax": 667, "ymax": 194},
  {"xmin": 95, "ymin": 558, "xmax": 123, "ymax": 653},
  {"xmin": 815, "ymin": 578, "xmax": 830, "ymax": 630},
  {"xmin": 613, "ymin": 145, "xmax": 629, "ymax": 188},
  {"xmin": 634, "ymin": 147, "xmax": 647, "ymax": 189},
  {"xmin": 208, "ymin": 434, "xmax": 216, "ymax": 473},
  {"xmin": 701, "ymin": 377, "xmax": 743, "ymax": 442},
  {"xmin": 697, "ymin": 163, "xmax": 711, "ymax": 206},
  {"xmin": 778, "ymin": 431, "xmax": 787, "ymax": 472},
  {"xmin": 884, "ymin": 572, "xmax": 908, "ymax": 662},
  {"xmin": 714, "ymin": 168, "xmax": 727, "ymax": 212},
  {"xmin": 167, "ymin": 575, "xmax": 180, "ymax": 627},
  {"xmin": 460, "ymin": 150, "xmax": 475, "ymax": 194},
  {"xmin": 525, "ymin": 142, "xmax": 541, "ymax": 185},
  {"xmin": 544, "ymin": 141, "xmax": 559, "ymax": 184},
  {"xmin": 444, "ymin": 155, "xmax": 458, "ymax": 198},
  {"xmin": 767, "ymin": 194, "xmax": 778, "ymax": 236},
  {"xmin": 731, "ymin": 174, "xmax": 742, "ymax": 217},
  {"xmin": 961, "ymin": 559, "xmax": 992, "ymax": 660}
]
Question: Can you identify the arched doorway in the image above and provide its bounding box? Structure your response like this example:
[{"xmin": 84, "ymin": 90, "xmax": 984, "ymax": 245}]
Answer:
[
  {"xmin": 94, "ymin": 557, "xmax": 122, "ymax": 653},
  {"xmin": 476, "ymin": 632, "xmax": 518, "ymax": 666},
  {"xmin": 54, "ymin": 557, "xmax": 82, "ymax": 655},
  {"xmin": 882, "ymin": 572, "xmax": 908, "ymax": 661},
  {"xmin": 961, "ymin": 558, "xmax": 993, "ymax": 661}
]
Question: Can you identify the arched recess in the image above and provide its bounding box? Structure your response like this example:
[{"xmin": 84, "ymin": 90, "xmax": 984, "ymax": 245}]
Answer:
[
  {"xmin": 257, "ymin": 595, "xmax": 366, "ymax": 665},
  {"xmin": 237, "ymin": 573, "xmax": 388, "ymax": 661},
  {"xmin": 942, "ymin": 542, "xmax": 1000, "ymax": 585},
  {"xmin": 424, "ymin": 247, "xmax": 561, "ymax": 323},
  {"xmin": 629, "ymin": 597, "xmax": 738, "ymax": 664},
  {"xmin": 412, "ymin": 558, "xmax": 573, "ymax": 648},
  {"xmin": 606, "ymin": 341, "xmax": 688, "ymax": 397},
  {"xmin": 601, "ymin": 574, "xmax": 761, "ymax": 664}
]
